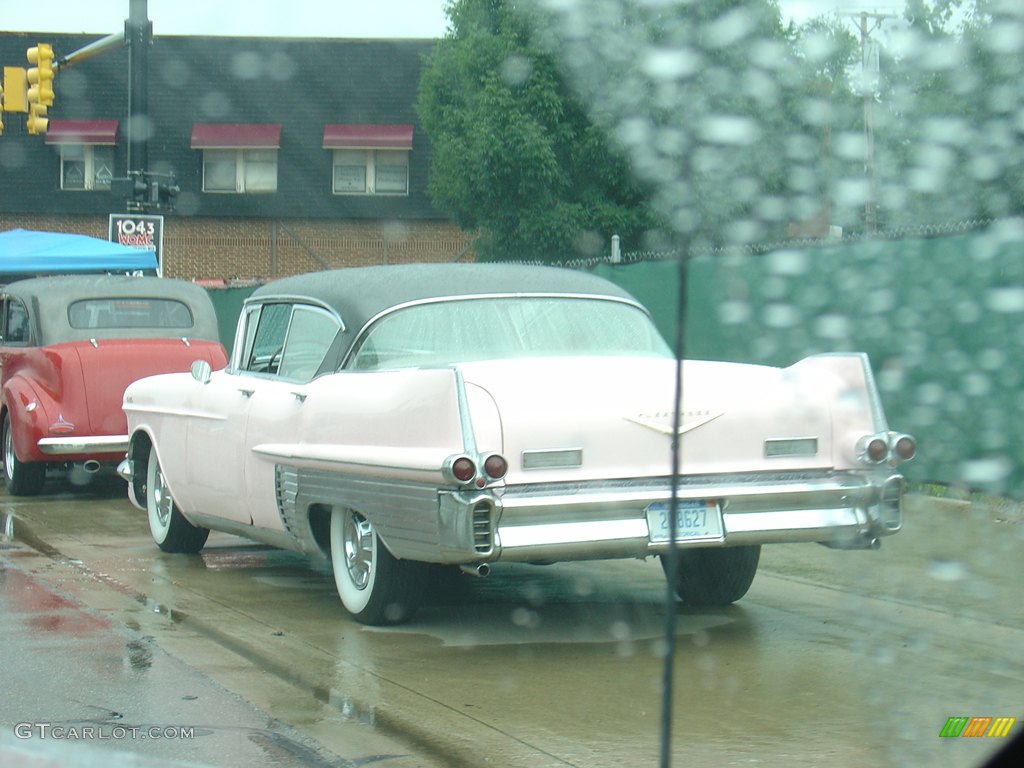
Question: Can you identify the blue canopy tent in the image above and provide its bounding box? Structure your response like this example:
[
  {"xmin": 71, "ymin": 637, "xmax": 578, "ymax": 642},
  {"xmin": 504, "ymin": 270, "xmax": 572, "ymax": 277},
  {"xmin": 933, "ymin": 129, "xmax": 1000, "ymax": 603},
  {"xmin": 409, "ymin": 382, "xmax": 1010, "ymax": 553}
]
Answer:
[{"xmin": 0, "ymin": 229, "xmax": 159, "ymax": 278}]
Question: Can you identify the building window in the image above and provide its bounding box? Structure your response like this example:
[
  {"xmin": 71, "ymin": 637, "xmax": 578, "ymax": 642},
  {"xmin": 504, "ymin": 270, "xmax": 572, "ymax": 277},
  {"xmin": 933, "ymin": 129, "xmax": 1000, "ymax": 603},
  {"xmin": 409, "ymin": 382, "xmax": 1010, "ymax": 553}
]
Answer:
[
  {"xmin": 45, "ymin": 120, "xmax": 119, "ymax": 192},
  {"xmin": 59, "ymin": 145, "xmax": 115, "ymax": 191},
  {"xmin": 333, "ymin": 150, "xmax": 367, "ymax": 194},
  {"xmin": 323, "ymin": 124, "xmax": 413, "ymax": 197},
  {"xmin": 191, "ymin": 124, "xmax": 282, "ymax": 195},
  {"xmin": 202, "ymin": 148, "xmax": 278, "ymax": 193},
  {"xmin": 332, "ymin": 149, "xmax": 408, "ymax": 196},
  {"xmin": 374, "ymin": 150, "xmax": 409, "ymax": 194}
]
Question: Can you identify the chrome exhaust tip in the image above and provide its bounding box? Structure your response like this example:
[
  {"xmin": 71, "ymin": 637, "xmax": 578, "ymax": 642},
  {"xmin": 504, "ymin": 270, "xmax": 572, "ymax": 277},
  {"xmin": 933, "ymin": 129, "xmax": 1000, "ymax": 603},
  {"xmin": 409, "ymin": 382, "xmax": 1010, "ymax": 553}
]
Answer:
[
  {"xmin": 82, "ymin": 460, "xmax": 102, "ymax": 474},
  {"xmin": 460, "ymin": 563, "xmax": 491, "ymax": 578}
]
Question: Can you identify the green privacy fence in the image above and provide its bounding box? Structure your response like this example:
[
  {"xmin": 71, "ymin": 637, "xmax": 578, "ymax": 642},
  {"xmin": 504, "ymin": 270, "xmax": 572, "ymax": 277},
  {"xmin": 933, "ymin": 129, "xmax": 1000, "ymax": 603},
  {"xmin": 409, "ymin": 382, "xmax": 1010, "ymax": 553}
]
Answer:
[
  {"xmin": 205, "ymin": 221, "xmax": 1024, "ymax": 496},
  {"xmin": 592, "ymin": 222, "xmax": 1024, "ymax": 497},
  {"xmin": 207, "ymin": 286, "xmax": 254, "ymax": 354}
]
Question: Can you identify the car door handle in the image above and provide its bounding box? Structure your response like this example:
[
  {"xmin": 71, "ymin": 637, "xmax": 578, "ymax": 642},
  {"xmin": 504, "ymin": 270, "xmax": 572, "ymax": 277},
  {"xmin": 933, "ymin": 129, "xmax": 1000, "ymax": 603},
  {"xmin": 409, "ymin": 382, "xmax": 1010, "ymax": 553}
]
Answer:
[
  {"xmin": 238, "ymin": 388, "xmax": 255, "ymax": 398},
  {"xmin": 291, "ymin": 391, "xmax": 307, "ymax": 403}
]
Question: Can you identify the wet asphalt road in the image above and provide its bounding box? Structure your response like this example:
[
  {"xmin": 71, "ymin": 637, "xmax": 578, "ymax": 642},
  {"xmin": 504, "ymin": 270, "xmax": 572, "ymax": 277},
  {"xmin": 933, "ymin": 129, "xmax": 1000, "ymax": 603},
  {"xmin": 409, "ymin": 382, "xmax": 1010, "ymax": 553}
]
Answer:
[{"xmin": 1, "ymin": 473, "xmax": 1022, "ymax": 768}]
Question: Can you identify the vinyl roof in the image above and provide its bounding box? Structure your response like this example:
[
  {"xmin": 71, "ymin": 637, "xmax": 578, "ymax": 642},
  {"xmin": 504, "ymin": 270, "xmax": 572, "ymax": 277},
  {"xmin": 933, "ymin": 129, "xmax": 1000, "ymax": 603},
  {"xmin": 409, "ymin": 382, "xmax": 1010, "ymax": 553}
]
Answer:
[
  {"xmin": 247, "ymin": 263, "xmax": 644, "ymax": 359},
  {"xmin": 4, "ymin": 274, "xmax": 221, "ymax": 346}
]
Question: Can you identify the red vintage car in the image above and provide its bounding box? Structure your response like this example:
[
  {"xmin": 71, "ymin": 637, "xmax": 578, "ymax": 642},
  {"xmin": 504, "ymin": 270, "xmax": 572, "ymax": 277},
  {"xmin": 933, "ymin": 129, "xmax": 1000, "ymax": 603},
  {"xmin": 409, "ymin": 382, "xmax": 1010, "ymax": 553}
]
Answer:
[{"xmin": 0, "ymin": 274, "xmax": 228, "ymax": 496}]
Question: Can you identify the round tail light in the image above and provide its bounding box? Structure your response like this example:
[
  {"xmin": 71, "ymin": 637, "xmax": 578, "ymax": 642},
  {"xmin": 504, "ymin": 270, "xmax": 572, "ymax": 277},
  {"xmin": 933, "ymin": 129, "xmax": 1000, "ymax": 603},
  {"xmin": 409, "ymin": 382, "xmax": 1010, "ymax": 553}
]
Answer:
[
  {"xmin": 866, "ymin": 437, "xmax": 888, "ymax": 463},
  {"xmin": 483, "ymin": 454, "xmax": 508, "ymax": 480},
  {"xmin": 894, "ymin": 434, "xmax": 916, "ymax": 461},
  {"xmin": 451, "ymin": 456, "xmax": 476, "ymax": 483}
]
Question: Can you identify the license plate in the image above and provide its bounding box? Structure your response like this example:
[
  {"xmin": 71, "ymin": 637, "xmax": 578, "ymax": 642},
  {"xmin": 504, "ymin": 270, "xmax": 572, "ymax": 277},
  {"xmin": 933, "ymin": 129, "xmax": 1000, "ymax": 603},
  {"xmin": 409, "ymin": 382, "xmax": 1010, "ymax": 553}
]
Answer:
[{"xmin": 646, "ymin": 499, "xmax": 724, "ymax": 543}]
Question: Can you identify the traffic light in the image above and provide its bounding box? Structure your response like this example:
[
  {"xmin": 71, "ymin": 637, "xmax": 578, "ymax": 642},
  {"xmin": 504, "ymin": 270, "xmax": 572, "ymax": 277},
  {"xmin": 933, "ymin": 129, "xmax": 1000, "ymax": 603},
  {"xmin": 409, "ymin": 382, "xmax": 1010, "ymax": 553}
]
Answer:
[
  {"xmin": 2, "ymin": 67, "xmax": 28, "ymax": 113},
  {"xmin": 26, "ymin": 44, "xmax": 55, "ymax": 107},
  {"xmin": 26, "ymin": 103, "xmax": 48, "ymax": 135}
]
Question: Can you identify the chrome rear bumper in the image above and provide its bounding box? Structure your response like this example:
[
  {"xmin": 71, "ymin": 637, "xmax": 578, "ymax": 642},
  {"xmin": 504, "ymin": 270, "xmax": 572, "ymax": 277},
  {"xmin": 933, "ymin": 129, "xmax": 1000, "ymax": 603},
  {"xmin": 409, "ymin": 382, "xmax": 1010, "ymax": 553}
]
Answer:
[
  {"xmin": 38, "ymin": 435, "xmax": 129, "ymax": 456},
  {"xmin": 443, "ymin": 471, "xmax": 905, "ymax": 563}
]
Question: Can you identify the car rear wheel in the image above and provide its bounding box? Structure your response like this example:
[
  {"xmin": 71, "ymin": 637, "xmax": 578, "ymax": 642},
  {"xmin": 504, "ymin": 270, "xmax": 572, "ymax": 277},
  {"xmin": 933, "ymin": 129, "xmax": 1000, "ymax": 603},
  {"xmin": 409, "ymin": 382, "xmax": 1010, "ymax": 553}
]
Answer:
[
  {"xmin": 146, "ymin": 442, "xmax": 209, "ymax": 553},
  {"xmin": 661, "ymin": 545, "xmax": 761, "ymax": 606},
  {"xmin": 330, "ymin": 508, "xmax": 426, "ymax": 625},
  {"xmin": 2, "ymin": 412, "xmax": 46, "ymax": 497}
]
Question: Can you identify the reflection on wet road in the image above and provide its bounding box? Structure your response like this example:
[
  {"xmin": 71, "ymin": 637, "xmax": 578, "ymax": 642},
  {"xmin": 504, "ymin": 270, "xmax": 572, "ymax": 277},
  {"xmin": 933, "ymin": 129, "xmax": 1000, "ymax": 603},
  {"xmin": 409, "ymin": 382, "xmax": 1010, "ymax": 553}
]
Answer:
[
  {"xmin": 0, "ymin": 545, "xmax": 372, "ymax": 768},
  {"xmin": 1, "ymin": 479, "xmax": 1022, "ymax": 768}
]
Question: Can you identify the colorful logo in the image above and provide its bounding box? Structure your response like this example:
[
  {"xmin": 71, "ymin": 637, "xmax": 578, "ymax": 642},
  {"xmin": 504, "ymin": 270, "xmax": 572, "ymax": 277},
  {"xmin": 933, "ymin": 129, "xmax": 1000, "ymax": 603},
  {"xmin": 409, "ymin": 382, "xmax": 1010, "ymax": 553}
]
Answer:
[{"xmin": 940, "ymin": 716, "xmax": 1017, "ymax": 738}]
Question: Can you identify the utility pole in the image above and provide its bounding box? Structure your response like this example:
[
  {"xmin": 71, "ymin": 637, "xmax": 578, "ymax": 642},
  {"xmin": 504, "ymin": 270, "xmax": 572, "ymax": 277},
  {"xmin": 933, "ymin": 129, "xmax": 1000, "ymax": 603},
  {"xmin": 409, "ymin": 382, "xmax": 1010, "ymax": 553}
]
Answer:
[
  {"xmin": 847, "ymin": 10, "xmax": 895, "ymax": 234},
  {"xmin": 119, "ymin": 0, "xmax": 178, "ymax": 212},
  {"xmin": 43, "ymin": 1, "xmax": 175, "ymax": 213},
  {"xmin": 126, "ymin": 0, "xmax": 152, "ymax": 207}
]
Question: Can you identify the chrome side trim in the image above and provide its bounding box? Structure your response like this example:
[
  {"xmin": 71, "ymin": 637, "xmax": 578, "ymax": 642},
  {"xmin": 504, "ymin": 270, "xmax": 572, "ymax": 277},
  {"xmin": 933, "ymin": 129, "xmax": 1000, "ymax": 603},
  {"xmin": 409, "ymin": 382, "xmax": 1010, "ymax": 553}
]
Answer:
[
  {"xmin": 275, "ymin": 465, "xmax": 305, "ymax": 546},
  {"xmin": 452, "ymin": 368, "xmax": 478, "ymax": 456},
  {"xmin": 856, "ymin": 351, "xmax": 890, "ymax": 431},
  {"xmin": 764, "ymin": 437, "xmax": 818, "ymax": 458},
  {"xmin": 522, "ymin": 448, "xmax": 583, "ymax": 470},
  {"xmin": 38, "ymin": 435, "xmax": 129, "ymax": 455},
  {"xmin": 276, "ymin": 466, "xmax": 445, "ymax": 561},
  {"xmin": 240, "ymin": 295, "xmax": 347, "ymax": 332}
]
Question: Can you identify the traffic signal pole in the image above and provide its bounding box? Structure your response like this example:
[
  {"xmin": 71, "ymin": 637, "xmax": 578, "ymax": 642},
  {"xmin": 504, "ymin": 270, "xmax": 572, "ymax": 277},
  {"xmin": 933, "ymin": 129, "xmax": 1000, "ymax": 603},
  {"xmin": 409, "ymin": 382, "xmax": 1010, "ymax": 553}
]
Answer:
[
  {"xmin": 126, "ymin": 0, "xmax": 152, "ymax": 203},
  {"xmin": 3, "ymin": 0, "xmax": 174, "ymax": 211}
]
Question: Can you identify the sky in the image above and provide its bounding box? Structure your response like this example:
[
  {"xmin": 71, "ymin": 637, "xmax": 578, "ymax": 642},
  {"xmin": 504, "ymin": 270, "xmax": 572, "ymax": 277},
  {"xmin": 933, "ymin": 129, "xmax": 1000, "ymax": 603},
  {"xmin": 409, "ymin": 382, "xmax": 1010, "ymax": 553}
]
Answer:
[
  {"xmin": 1, "ymin": 0, "xmax": 452, "ymax": 38},
  {"xmin": 2, "ymin": 0, "xmax": 903, "ymax": 38}
]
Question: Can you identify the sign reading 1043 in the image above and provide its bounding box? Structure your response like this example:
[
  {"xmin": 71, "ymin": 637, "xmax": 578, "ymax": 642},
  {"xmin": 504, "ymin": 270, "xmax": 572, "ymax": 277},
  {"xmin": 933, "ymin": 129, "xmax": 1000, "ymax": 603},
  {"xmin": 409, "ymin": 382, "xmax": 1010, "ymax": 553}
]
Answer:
[{"xmin": 109, "ymin": 214, "xmax": 164, "ymax": 276}]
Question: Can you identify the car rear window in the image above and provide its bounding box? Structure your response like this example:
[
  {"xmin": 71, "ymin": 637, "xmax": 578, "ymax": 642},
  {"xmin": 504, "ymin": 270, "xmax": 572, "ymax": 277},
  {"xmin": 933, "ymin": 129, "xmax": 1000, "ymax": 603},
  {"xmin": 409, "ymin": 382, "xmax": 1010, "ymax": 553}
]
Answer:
[
  {"xmin": 350, "ymin": 296, "xmax": 671, "ymax": 370},
  {"xmin": 68, "ymin": 298, "xmax": 195, "ymax": 330}
]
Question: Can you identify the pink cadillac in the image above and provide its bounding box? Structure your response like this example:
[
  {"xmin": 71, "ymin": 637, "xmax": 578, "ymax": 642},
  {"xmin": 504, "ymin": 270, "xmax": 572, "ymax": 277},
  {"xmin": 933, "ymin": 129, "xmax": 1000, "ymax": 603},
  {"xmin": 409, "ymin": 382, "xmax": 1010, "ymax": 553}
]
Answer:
[{"xmin": 119, "ymin": 264, "xmax": 915, "ymax": 624}]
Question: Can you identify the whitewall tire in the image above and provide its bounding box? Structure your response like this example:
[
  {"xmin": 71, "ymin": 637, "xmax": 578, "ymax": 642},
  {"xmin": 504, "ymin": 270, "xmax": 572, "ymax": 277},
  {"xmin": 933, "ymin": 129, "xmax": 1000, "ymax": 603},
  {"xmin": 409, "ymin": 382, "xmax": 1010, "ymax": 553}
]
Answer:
[
  {"xmin": 145, "ymin": 442, "xmax": 208, "ymax": 554},
  {"xmin": 330, "ymin": 507, "xmax": 426, "ymax": 625}
]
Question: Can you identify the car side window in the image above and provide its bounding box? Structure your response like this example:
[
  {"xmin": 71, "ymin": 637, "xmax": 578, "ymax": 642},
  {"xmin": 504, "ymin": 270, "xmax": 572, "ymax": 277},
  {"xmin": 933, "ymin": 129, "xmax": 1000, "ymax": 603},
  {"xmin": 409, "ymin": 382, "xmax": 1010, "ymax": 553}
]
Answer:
[
  {"xmin": 3, "ymin": 298, "xmax": 31, "ymax": 345},
  {"xmin": 277, "ymin": 306, "xmax": 341, "ymax": 381},
  {"xmin": 242, "ymin": 303, "xmax": 292, "ymax": 374}
]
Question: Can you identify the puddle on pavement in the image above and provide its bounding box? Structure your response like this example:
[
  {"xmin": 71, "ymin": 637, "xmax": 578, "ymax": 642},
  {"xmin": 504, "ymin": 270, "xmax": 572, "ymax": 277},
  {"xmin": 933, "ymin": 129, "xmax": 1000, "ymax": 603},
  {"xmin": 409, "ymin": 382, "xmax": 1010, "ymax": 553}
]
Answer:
[{"xmin": 372, "ymin": 601, "xmax": 738, "ymax": 648}]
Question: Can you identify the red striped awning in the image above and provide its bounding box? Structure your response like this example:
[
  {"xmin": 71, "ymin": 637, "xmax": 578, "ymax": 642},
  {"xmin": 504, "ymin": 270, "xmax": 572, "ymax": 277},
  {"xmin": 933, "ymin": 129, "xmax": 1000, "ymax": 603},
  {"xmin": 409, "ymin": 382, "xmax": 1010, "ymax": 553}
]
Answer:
[
  {"xmin": 322, "ymin": 124, "xmax": 413, "ymax": 150},
  {"xmin": 44, "ymin": 119, "xmax": 119, "ymax": 145},
  {"xmin": 191, "ymin": 124, "xmax": 281, "ymax": 149}
]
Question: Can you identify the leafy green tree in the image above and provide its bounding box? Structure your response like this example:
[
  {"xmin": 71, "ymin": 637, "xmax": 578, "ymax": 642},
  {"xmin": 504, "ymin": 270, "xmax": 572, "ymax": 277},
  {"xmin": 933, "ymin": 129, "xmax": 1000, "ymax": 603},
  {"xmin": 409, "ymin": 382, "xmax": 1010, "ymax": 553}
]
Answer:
[
  {"xmin": 416, "ymin": 0, "xmax": 663, "ymax": 262},
  {"xmin": 514, "ymin": 0, "xmax": 824, "ymax": 250},
  {"xmin": 874, "ymin": 0, "xmax": 1024, "ymax": 226}
]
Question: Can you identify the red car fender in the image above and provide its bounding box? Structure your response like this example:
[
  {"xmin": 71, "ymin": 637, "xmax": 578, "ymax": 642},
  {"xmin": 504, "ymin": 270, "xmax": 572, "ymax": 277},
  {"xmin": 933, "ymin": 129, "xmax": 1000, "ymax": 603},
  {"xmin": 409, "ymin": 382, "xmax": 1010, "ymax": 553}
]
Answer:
[{"xmin": 2, "ymin": 376, "xmax": 53, "ymax": 464}]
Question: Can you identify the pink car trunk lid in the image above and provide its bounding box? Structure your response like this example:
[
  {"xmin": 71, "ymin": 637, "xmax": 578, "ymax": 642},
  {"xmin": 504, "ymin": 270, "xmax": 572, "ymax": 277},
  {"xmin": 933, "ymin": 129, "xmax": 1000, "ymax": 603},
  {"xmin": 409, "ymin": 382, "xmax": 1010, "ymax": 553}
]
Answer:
[{"xmin": 458, "ymin": 356, "xmax": 840, "ymax": 484}]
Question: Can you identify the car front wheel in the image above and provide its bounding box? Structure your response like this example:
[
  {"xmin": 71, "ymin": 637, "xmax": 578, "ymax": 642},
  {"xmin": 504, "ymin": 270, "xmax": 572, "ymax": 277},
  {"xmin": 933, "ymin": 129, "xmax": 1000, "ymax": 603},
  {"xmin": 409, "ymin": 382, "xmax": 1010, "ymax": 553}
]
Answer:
[
  {"xmin": 2, "ymin": 412, "xmax": 45, "ymax": 497},
  {"xmin": 330, "ymin": 508, "xmax": 426, "ymax": 625},
  {"xmin": 146, "ymin": 442, "xmax": 209, "ymax": 553},
  {"xmin": 661, "ymin": 545, "xmax": 761, "ymax": 606}
]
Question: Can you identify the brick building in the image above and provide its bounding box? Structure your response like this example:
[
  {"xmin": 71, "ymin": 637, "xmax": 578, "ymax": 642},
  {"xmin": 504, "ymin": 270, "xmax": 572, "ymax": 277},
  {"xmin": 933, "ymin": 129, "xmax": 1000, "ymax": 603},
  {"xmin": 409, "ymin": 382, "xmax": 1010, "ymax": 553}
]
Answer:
[{"xmin": 0, "ymin": 31, "xmax": 474, "ymax": 281}]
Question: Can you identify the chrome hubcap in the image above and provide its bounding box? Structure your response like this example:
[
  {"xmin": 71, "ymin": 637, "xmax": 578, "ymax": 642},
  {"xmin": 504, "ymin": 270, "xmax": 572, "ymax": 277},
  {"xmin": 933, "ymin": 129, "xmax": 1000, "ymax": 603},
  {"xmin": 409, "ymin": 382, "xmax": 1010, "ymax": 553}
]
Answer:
[
  {"xmin": 151, "ymin": 463, "xmax": 172, "ymax": 528},
  {"xmin": 3, "ymin": 425, "xmax": 12, "ymax": 480},
  {"xmin": 344, "ymin": 513, "xmax": 373, "ymax": 590}
]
